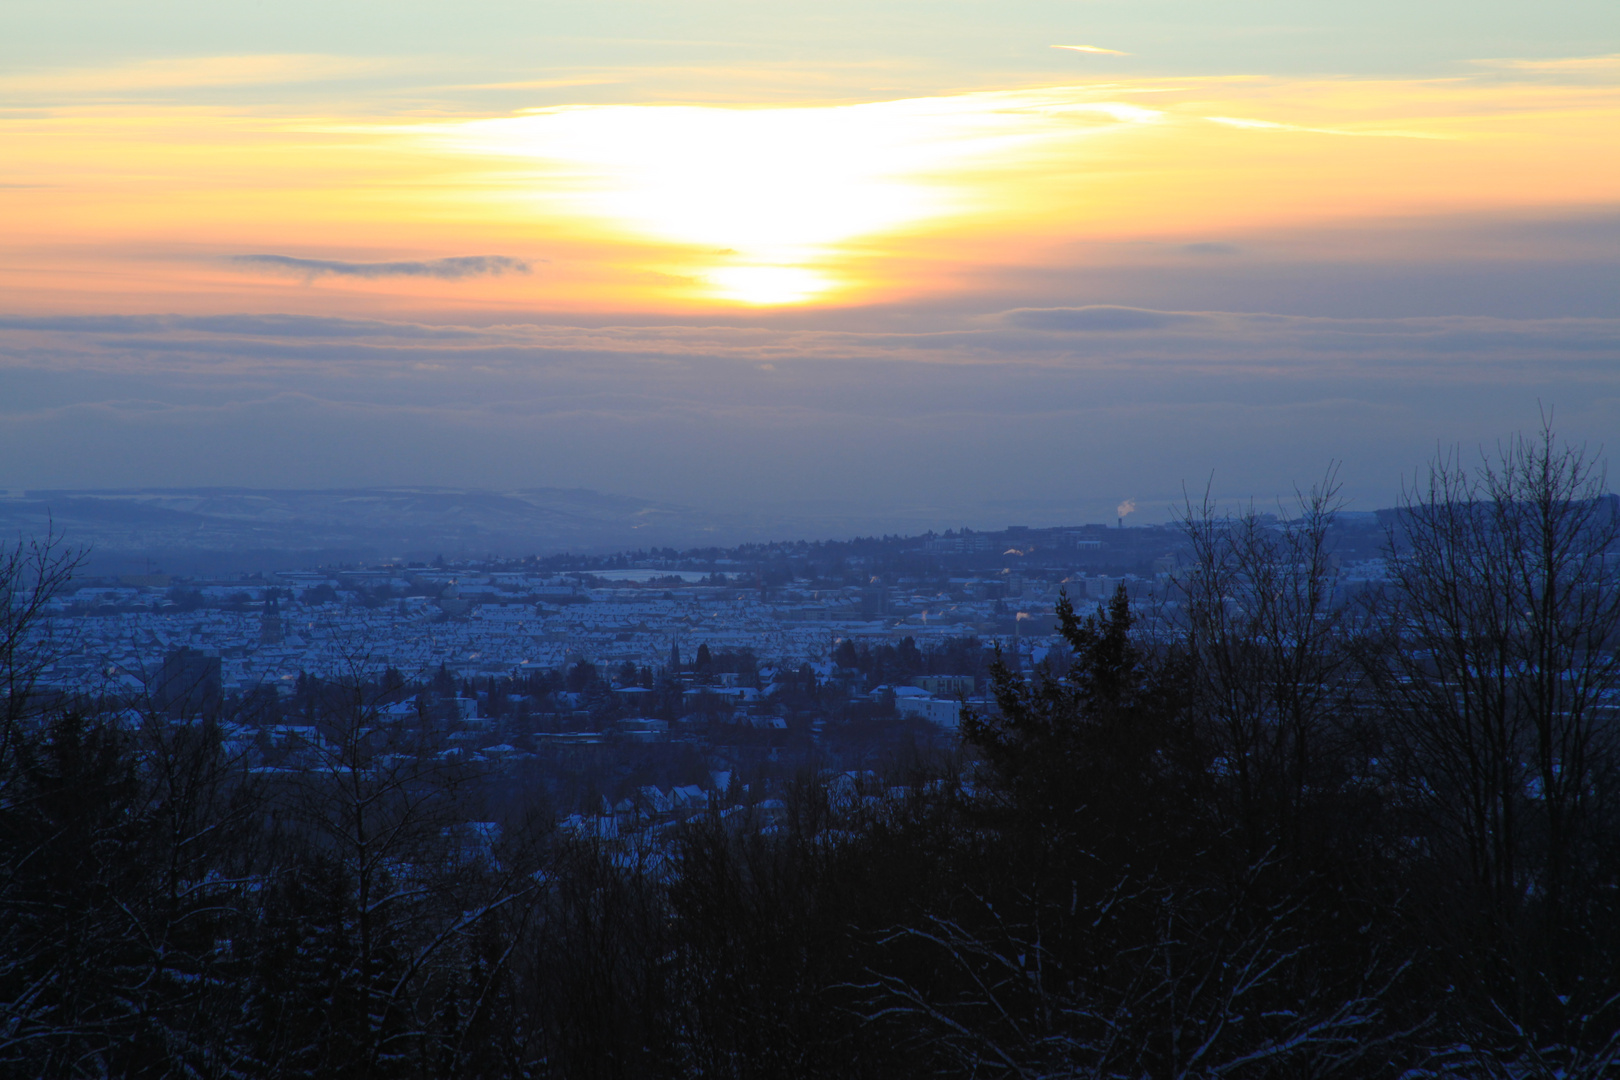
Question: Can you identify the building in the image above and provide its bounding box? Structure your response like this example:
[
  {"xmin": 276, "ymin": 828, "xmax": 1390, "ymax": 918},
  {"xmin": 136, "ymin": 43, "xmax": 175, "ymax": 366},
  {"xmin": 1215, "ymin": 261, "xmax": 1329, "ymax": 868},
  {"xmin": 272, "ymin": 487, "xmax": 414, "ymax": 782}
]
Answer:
[
  {"xmin": 259, "ymin": 595, "xmax": 284, "ymax": 646},
  {"xmin": 895, "ymin": 693, "xmax": 963, "ymax": 729},
  {"xmin": 911, "ymin": 674, "xmax": 975, "ymax": 697}
]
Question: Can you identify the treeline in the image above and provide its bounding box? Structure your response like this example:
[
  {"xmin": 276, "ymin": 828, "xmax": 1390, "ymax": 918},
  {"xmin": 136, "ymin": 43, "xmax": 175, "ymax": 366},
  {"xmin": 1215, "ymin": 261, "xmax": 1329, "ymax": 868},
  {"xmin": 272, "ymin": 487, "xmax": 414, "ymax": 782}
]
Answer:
[{"xmin": 3, "ymin": 428, "xmax": 1620, "ymax": 1078}]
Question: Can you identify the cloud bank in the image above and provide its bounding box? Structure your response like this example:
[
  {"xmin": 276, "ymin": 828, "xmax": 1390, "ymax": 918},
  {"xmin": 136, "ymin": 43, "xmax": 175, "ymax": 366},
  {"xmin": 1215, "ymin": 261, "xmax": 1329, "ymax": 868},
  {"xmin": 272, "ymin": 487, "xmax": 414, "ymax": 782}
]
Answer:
[
  {"xmin": 0, "ymin": 306, "xmax": 1614, "ymax": 529},
  {"xmin": 998, "ymin": 306, "xmax": 1206, "ymax": 332}
]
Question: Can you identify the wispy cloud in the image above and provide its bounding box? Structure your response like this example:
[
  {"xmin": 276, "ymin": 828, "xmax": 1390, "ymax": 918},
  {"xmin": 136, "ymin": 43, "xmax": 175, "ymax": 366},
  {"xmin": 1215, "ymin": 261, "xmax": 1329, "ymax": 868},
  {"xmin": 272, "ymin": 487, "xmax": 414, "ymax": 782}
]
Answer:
[
  {"xmin": 1053, "ymin": 45, "xmax": 1131, "ymax": 56},
  {"xmin": 1205, "ymin": 115, "xmax": 1450, "ymax": 139},
  {"xmin": 230, "ymin": 255, "xmax": 534, "ymax": 281},
  {"xmin": 1473, "ymin": 53, "xmax": 1620, "ymax": 75},
  {"xmin": 451, "ymin": 77, "xmax": 622, "ymax": 91},
  {"xmin": 0, "ymin": 55, "xmax": 382, "ymax": 97},
  {"xmin": 10, "ymin": 306, "xmax": 1618, "ymax": 370},
  {"xmin": 998, "ymin": 306, "xmax": 1205, "ymax": 332}
]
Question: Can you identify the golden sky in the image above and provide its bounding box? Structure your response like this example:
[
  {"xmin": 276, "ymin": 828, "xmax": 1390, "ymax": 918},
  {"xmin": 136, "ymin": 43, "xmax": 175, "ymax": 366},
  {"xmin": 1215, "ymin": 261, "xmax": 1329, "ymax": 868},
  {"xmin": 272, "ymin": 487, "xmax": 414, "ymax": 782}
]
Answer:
[{"xmin": 4, "ymin": 63, "xmax": 1617, "ymax": 312}]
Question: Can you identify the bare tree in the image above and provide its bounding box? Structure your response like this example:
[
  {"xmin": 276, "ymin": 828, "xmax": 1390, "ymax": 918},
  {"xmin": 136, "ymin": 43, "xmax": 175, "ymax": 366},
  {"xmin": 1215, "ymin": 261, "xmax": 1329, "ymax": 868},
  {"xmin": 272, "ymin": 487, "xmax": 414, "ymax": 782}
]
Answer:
[
  {"xmin": 1174, "ymin": 470, "xmax": 1363, "ymax": 856},
  {"xmin": 251, "ymin": 641, "xmax": 543, "ymax": 1077},
  {"xmin": 856, "ymin": 870, "xmax": 1416, "ymax": 1080},
  {"xmin": 1371, "ymin": 421, "xmax": 1620, "ymax": 1032},
  {"xmin": 0, "ymin": 526, "xmax": 84, "ymax": 731}
]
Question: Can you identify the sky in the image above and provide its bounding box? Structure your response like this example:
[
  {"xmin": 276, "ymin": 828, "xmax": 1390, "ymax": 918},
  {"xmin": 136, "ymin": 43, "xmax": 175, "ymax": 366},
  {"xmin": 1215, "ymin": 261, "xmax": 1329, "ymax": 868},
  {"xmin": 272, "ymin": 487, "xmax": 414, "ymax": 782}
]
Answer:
[{"xmin": 2, "ymin": 0, "xmax": 1617, "ymax": 530}]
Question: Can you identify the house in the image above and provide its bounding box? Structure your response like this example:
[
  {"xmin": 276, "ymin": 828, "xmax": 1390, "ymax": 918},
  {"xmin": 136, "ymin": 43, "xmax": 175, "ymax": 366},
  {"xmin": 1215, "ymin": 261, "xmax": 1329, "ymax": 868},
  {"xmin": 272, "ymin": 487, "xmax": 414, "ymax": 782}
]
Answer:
[
  {"xmin": 895, "ymin": 695, "xmax": 962, "ymax": 729},
  {"xmin": 617, "ymin": 717, "xmax": 669, "ymax": 741},
  {"xmin": 266, "ymin": 724, "xmax": 328, "ymax": 750},
  {"xmin": 912, "ymin": 674, "xmax": 974, "ymax": 697},
  {"xmin": 669, "ymin": 785, "xmax": 708, "ymax": 810}
]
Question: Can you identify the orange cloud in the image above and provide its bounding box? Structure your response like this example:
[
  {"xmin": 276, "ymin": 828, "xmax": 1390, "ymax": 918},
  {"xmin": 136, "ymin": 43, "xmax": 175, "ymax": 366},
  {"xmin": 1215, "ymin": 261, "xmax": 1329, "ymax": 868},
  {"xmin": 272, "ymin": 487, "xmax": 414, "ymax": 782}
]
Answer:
[{"xmin": 1, "ymin": 65, "xmax": 1616, "ymax": 314}]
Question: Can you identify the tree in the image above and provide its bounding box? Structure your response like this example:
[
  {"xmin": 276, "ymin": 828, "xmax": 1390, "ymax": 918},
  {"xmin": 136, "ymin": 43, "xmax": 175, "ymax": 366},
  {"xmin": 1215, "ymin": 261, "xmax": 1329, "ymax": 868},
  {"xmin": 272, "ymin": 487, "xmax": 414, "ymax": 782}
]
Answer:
[
  {"xmin": 0, "ymin": 527, "xmax": 83, "ymax": 730},
  {"xmin": 864, "ymin": 585, "xmax": 1413, "ymax": 1079},
  {"xmin": 1370, "ymin": 422, "xmax": 1620, "ymax": 1043},
  {"xmin": 963, "ymin": 583, "xmax": 1205, "ymax": 871},
  {"xmin": 0, "ymin": 707, "xmax": 268, "ymax": 1076},
  {"xmin": 1175, "ymin": 470, "xmax": 1367, "ymax": 860},
  {"xmin": 243, "ymin": 645, "xmax": 545, "ymax": 1077},
  {"xmin": 566, "ymin": 660, "xmax": 599, "ymax": 693}
]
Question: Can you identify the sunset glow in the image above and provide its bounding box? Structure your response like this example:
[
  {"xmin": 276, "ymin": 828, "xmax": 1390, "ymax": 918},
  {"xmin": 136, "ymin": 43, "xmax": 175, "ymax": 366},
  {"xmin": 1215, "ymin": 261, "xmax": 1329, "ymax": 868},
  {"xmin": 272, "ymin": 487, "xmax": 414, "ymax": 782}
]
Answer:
[
  {"xmin": 409, "ymin": 93, "xmax": 1087, "ymax": 303},
  {"xmin": 3, "ymin": 72, "xmax": 1616, "ymax": 312}
]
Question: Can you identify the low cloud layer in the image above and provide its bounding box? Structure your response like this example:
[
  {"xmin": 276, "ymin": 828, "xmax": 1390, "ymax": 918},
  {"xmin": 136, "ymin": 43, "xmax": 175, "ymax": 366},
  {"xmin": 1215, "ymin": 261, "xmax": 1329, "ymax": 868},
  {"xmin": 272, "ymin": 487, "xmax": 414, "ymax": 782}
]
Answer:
[
  {"xmin": 0, "ymin": 307, "xmax": 1614, "ymax": 530},
  {"xmin": 230, "ymin": 254, "xmax": 532, "ymax": 281},
  {"xmin": 997, "ymin": 306, "xmax": 1208, "ymax": 332}
]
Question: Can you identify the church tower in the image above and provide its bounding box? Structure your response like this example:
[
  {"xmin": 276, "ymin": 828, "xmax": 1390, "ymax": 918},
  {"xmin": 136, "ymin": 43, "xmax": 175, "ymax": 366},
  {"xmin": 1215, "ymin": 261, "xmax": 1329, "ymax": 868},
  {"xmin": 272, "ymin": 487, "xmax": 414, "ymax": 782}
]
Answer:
[{"xmin": 259, "ymin": 593, "xmax": 284, "ymax": 646}]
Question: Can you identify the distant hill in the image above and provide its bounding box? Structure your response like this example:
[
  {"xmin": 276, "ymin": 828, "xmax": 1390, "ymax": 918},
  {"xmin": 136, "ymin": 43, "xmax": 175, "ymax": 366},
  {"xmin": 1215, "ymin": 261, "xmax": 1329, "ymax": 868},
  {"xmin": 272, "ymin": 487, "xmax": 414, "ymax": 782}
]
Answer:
[{"xmin": 0, "ymin": 487, "xmax": 777, "ymax": 574}]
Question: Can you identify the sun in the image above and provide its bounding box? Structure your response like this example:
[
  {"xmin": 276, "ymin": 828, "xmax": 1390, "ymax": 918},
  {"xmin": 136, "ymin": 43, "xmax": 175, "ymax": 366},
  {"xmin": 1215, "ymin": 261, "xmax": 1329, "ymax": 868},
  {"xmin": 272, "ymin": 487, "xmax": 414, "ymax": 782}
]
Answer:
[
  {"xmin": 415, "ymin": 94, "xmax": 1072, "ymax": 304},
  {"xmin": 705, "ymin": 265, "xmax": 835, "ymax": 305}
]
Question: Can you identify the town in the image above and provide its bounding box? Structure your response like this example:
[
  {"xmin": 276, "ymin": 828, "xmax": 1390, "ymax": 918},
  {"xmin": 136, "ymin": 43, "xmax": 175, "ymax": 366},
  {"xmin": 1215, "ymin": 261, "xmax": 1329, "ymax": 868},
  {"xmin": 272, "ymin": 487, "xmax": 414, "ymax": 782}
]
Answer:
[
  {"xmin": 26, "ymin": 514, "xmax": 1397, "ymax": 826},
  {"xmin": 7, "ymin": 462, "xmax": 1618, "ymax": 1077}
]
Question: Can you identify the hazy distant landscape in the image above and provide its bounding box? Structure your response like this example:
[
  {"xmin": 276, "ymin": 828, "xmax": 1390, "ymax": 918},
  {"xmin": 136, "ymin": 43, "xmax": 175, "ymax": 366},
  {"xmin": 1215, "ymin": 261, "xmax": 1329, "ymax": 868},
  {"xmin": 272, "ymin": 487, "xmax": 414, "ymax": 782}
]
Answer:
[{"xmin": 0, "ymin": 486, "xmax": 837, "ymax": 573}]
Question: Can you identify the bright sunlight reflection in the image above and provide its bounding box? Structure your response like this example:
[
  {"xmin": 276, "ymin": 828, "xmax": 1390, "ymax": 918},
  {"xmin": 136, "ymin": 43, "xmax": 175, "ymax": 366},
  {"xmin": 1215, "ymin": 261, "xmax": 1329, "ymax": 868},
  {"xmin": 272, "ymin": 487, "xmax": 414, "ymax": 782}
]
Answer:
[{"xmin": 418, "ymin": 91, "xmax": 1163, "ymax": 304}]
